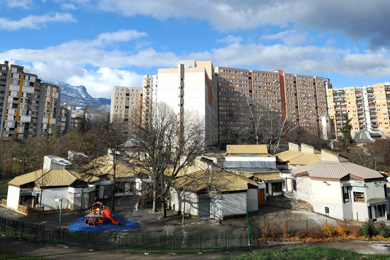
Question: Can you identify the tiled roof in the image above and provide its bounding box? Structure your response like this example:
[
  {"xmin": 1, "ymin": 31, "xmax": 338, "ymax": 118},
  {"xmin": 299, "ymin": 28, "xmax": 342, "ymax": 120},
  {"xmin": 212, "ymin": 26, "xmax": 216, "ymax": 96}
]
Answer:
[{"xmin": 293, "ymin": 161, "xmax": 384, "ymax": 180}]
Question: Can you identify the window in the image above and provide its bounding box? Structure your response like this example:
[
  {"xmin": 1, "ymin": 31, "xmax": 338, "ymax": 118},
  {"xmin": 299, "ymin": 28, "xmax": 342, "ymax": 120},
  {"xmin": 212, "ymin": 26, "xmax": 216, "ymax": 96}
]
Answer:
[
  {"xmin": 375, "ymin": 204, "xmax": 386, "ymax": 218},
  {"xmin": 354, "ymin": 192, "xmax": 365, "ymax": 203},
  {"xmin": 343, "ymin": 186, "xmax": 351, "ymax": 203}
]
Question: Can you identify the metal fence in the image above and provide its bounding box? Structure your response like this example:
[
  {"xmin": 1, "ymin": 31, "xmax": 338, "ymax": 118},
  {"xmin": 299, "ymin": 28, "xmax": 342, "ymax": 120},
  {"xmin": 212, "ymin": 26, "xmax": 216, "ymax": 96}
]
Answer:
[
  {"xmin": 0, "ymin": 216, "xmax": 250, "ymax": 252},
  {"xmin": 249, "ymin": 214, "xmax": 335, "ymax": 239}
]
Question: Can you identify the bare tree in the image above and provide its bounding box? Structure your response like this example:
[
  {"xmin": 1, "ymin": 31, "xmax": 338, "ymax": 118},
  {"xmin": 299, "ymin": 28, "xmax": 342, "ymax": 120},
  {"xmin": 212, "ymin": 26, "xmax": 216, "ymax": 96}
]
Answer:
[
  {"xmin": 129, "ymin": 102, "xmax": 206, "ymax": 218},
  {"xmin": 243, "ymin": 98, "xmax": 298, "ymax": 153}
]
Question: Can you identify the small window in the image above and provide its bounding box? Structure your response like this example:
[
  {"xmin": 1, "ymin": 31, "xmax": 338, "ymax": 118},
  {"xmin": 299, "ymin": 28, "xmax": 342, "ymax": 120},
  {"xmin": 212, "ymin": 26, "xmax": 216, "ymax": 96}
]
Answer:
[{"xmin": 354, "ymin": 192, "xmax": 365, "ymax": 203}]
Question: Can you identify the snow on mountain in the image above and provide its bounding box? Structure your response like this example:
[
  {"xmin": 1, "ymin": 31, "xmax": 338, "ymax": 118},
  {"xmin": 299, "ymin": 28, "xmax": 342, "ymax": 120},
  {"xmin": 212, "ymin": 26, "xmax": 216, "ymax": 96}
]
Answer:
[{"xmin": 42, "ymin": 79, "xmax": 111, "ymax": 111}]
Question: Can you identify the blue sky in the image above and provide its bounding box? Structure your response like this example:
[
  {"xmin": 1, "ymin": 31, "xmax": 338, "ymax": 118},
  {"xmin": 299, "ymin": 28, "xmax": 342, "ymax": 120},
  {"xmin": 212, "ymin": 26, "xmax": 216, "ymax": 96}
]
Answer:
[{"xmin": 1, "ymin": 0, "xmax": 390, "ymax": 99}]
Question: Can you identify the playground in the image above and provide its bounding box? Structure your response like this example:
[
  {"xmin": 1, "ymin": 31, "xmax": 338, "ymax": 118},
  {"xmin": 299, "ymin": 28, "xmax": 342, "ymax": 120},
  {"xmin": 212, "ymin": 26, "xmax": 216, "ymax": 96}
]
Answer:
[{"xmin": 68, "ymin": 201, "xmax": 139, "ymax": 232}]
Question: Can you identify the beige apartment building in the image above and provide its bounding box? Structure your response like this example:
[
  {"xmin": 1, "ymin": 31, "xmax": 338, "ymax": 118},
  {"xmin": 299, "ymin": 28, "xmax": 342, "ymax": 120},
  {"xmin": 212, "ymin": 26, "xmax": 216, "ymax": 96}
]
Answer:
[
  {"xmin": 215, "ymin": 67, "xmax": 330, "ymax": 144},
  {"xmin": 110, "ymin": 86, "xmax": 142, "ymax": 134},
  {"xmin": 0, "ymin": 61, "xmax": 61, "ymax": 139},
  {"xmin": 327, "ymin": 83, "xmax": 390, "ymax": 138},
  {"xmin": 150, "ymin": 60, "xmax": 219, "ymax": 146}
]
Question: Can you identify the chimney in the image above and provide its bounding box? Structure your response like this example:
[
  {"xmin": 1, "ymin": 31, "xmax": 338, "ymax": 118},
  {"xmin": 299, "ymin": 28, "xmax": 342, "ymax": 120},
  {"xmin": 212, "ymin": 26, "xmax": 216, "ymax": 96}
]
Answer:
[
  {"xmin": 301, "ymin": 144, "xmax": 314, "ymax": 153},
  {"xmin": 321, "ymin": 149, "xmax": 340, "ymax": 162},
  {"xmin": 288, "ymin": 142, "xmax": 300, "ymax": 151}
]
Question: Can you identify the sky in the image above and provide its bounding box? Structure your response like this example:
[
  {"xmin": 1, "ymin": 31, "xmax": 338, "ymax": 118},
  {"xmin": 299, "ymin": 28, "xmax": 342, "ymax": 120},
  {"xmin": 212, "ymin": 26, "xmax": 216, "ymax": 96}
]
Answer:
[{"xmin": 1, "ymin": 0, "xmax": 390, "ymax": 99}]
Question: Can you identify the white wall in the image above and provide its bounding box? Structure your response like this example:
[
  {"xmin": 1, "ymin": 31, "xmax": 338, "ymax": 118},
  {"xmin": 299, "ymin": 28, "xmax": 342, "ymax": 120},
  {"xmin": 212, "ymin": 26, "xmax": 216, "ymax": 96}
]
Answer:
[
  {"xmin": 365, "ymin": 181, "xmax": 386, "ymax": 200},
  {"xmin": 247, "ymin": 189, "xmax": 258, "ymax": 212},
  {"xmin": 310, "ymin": 180, "xmax": 344, "ymax": 219},
  {"xmin": 40, "ymin": 187, "xmax": 69, "ymax": 210},
  {"xmin": 222, "ymin": 192, "xmax": 247, "ymax": 217},
  {"xmin": 296, "ymin": 176, "xmax": 311, "ymax": 202},
  {"xmin": 6, "ymin": 185, "xmax": 20, "ymax": 210}
]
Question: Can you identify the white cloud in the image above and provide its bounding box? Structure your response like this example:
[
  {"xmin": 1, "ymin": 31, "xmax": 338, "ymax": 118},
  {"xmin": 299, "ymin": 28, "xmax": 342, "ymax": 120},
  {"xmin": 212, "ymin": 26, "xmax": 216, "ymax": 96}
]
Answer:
[
  {"xmin": 61, "ymin": 3, "xmax": 77, "ymax": 10},
  {"xmin": 0, "ymin": 13, "xmax": 77, "ymax": 30},
  {"xmin": 67, "ymin": 68, "xmax": 144, "ymax": 98},
  {"xmin": 2, "ymin": 27, "xmax": 389, "ymax": 99},
  {"xmin": 217, "ymin": 35, "xmax": 243, "ymax": 44},
  {"xmin": 260, "ymin": 30, "xmax": 310, "ymax": 46},
  {"xmin": 91, "ymin": 0, "xmax": 390, "ymax": 48},
  {"xmin": 5, "ymin": 0, "xmax": 33, "ymax": 9}
]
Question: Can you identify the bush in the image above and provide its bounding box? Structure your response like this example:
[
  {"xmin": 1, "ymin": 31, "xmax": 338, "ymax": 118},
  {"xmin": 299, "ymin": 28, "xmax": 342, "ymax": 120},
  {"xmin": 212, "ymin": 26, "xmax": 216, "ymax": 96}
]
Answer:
[
  {"xmin": 259, "ymin": 218, "xmax": 270, "ymax": 238},
  {"xmin": 335, "ymin": 226, "xmax": 347, "ymax": 237},
  {"xmin": 296, "ymin": 228, "xmax": 323, "ymax": 239},
  {"xmin": 321, "ymin": 223, "xmax": 336, "ymax": 237},
  {"xmin": 377, "ymin": 223, "xmax": 388, "ymax": 238},
  {"xmin": 360, "ymin": 221, "xmax": 376, "ymax": 238},
  {"xmin": 347, "ymin": 224, "xmax": 361, "ymax": 237}
]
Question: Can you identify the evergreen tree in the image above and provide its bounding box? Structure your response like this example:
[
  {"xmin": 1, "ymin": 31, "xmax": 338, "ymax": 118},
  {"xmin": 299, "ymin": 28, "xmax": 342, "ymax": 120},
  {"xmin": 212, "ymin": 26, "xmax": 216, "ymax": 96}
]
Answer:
[{"xmin": 340, "ymin": 114, "xmax": 353, "ymax": 151}]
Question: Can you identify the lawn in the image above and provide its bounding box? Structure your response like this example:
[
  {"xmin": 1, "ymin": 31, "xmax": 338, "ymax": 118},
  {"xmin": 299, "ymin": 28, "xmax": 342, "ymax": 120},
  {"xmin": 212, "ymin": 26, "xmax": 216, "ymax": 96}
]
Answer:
[
  {"xmin": 229, "ymin": 245, "xmax": 389, "ymax": 260},
  {"xmin": 0, "ymin": 251, "xmax": 45, "ymax": 259}
]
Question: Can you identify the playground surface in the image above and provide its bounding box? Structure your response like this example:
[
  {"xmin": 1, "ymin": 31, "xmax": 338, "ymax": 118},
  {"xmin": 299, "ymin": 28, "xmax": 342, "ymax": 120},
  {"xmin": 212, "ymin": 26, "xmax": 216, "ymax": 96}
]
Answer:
[{"xmin": 68, "ymin": 213, "xmax": 139, "ymax": 232}]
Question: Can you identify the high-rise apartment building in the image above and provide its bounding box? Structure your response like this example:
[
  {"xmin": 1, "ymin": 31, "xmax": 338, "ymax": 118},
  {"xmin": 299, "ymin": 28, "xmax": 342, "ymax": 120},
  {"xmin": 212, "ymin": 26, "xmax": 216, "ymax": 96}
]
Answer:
[
  {"xmin": 110, "ymin": 86, "xmax": 142, "ymax": 134},
  {"xmin": 150, "ymin": 60, "xmax": 218, "ymax": 146},
  {"xmin": 327, "ymin": 83, "xmax": 390, "ymax": 138},
  {"xmin": 0, "ymin": 61, "xmax": 61, "ymax": 139},
  {"xmin": 142, "ymin": 75, "xmax": 158, "ymax": 127},
  {"xmin": 215, "ymin": 67, "xmax": 330, "ymax": 144}
]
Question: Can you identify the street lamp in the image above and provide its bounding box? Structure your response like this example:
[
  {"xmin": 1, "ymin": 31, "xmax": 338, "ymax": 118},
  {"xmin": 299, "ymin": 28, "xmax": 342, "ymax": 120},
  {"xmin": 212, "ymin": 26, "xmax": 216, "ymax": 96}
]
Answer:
[{"xmin": 55, "ymin": 198, "xmax": 63, "ymax": 233}]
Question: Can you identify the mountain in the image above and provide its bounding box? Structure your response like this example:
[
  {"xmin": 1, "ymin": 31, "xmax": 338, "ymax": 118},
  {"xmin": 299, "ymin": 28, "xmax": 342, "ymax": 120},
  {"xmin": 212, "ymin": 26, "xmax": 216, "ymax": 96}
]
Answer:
[{"xmin": 42, "ymin": 80, "xmax": 111, "ymax": 111}]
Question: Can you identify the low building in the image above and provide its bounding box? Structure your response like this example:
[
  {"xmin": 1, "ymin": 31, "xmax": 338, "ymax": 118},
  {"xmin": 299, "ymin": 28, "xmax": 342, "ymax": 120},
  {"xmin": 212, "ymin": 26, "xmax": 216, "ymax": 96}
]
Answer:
[
  {"xmin": 169, "ymin": 170, "xmax": 258, "ymax": 220},
  {"xmin": 275, "ymin": 143, "xmax": 322, "ymax": 192},
  {"xmin": 225, "ymin": 144, "xmax": 282, "ymax": 199},
  {"xmin": 293, "ymin": 150, "xmax": 388, "ymax": 222},
  {"xmin": 6, "ymin": 156, "xmax": 98, "ymax": 213}
]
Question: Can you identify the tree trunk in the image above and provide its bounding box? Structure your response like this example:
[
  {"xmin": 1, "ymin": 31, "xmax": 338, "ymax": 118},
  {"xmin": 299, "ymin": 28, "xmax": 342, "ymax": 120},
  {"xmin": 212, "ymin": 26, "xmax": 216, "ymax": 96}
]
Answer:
[
  {"xmin": 161, "ymin": 199, "xmax": 167, "ymax": 218},
  {"xmin": 152, "ymin": 188, "xmax": 158, "ymax": 212}
]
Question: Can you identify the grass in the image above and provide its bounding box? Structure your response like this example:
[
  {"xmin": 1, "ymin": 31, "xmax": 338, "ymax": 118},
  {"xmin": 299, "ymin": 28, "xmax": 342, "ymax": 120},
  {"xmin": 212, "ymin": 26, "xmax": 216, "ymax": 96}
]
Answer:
[
  {"xmin": 228, "ymin": 245, "xmax": 390, "ymax": 260},
  {"xmin": 0, "ymin": 251, "xmax": 45, "ymax": 259}
]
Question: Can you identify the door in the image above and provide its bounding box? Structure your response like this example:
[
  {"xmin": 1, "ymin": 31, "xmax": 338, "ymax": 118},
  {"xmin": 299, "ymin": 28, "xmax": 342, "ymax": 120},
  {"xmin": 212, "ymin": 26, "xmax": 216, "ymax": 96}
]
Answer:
[{"xmin": 258, "ymin": 189, "xmax": 265, "ymax": 204}]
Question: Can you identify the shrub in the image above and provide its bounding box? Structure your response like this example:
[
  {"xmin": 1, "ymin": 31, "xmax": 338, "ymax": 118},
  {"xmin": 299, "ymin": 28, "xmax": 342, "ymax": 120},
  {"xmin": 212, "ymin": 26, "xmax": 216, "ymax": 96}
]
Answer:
[
  {"xmin": 322, "ymin": 223, "xmax": 336, "ymax": 237},
  {"xmin": 259, "ymin": 218, "xmax": 270, "ymax": 238},
  {"xmin": 360, "ymin": 221, "xmax": 376, "ymax": 238},
  {"xmin": 296, "ymin": 228, "xmax": 323, "ymax": 239},
  {"xmin": 377, "ymin": 223, "xmax": 388, "ymax": 238},
  {"xmin": 283, "ymin": 220, "xmax": 289, "ymax": 238},
  {"xmin": 269, "ymin": 219, "xmax": 276, "ymax": 238},
  {"xmin": 347, "ymin": 224, "xmax": 361, "ymax": 237},
  {"xmin": 335, "ymin": 226, "xmax": 347, "ymax": 237}
]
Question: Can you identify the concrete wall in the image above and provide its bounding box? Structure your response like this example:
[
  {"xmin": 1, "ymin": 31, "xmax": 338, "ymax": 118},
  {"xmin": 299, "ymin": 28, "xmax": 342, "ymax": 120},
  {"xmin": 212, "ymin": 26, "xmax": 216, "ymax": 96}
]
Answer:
[
  {"xmin": 222, "ymin": 192, "xmax": 247, "ymax": 217},
  {"xmin": 310, "ymin": 180, "xmax": 344, "ymax": 219},
  {"xmin": 40, "ymin": 187, "xmax": 69, "ymax": 210},
  {"xmin": 296, "ymin": 176, "xmax": 311, "ymax": 202},
  {"xmin": 365, "ymin": 181, "xmax": 386, "ymax": 200},
  {"xmin": 6, "ymin": 185, "xmax": 20, "ymax": 210},
  {"xmin": 247, "ymin": 189, "xmax": 258, "ymax": 212}
]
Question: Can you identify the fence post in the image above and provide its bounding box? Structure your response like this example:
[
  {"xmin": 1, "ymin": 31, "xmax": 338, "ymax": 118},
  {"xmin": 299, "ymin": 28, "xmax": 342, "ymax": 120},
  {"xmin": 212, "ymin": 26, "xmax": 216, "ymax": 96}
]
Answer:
[{"xmin": 246, "ymin": 206, "xmax": 252, "ymax": 250}]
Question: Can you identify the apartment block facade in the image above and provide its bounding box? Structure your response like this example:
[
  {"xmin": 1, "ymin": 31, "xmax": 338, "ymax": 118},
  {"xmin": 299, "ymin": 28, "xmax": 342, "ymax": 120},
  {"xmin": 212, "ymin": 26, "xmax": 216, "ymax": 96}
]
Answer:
[
  {"xmin": 0, "ymin": 61, "xmax": 61, "ymax": 139},
  {"xmin": 110, "ymin": 86, "xmax": 143, "ymax": 134},
  {"xmin": 327, "ymin": 83, "xmax": 390, "ymax": 138},
  {"xmin": 142, "ymin": 75, "xmax": 158, "ymax": 127},
  {"xmin": 153, "ymin": 60, "xmax": 219, "ymax": 146},
  {"xmin": 215, "ymin": 67, "xmax": 330, "ymax": 144}
]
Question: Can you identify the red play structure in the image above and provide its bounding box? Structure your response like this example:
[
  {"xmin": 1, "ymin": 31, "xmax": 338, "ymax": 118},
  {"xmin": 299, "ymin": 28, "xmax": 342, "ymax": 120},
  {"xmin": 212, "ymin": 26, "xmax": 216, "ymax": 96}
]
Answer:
[{"xmin": 85, "ymin": 201, "xmax": 120, "ymax": 226}]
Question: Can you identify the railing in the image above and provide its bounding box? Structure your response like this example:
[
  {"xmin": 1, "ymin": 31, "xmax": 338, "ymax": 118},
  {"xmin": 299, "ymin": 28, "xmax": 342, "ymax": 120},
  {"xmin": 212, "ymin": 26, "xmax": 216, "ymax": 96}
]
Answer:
[{"xmin": 0, "ymin": 216, "xmax": 250, "ymax": 252}]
